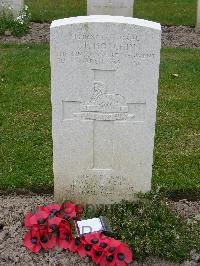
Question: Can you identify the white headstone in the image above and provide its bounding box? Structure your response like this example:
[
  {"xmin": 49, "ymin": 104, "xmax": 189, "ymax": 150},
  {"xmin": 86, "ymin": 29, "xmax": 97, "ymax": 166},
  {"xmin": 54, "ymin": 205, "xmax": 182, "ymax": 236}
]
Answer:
[
  {"xmin": 0, "ymin": 0, "xmax": 24, "ymax": 18},
  {"xmin": 51, "ymin": 16, "xmax": 161, "ymax": 204},
  {"xmin": 197, "ymin": 0, "xmax": 200, "ymax": 31},
  {"xmin": 87, "ymin": 0, "xmax": 134, "ymax": 17}
]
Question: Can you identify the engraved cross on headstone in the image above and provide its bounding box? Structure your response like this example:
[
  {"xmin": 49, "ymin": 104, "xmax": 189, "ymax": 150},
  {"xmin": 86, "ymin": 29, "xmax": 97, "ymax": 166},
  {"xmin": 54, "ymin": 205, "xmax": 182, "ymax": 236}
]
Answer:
[{"xmin": 63, "ymin": 69, "xmax": 146, "ymax": 173}]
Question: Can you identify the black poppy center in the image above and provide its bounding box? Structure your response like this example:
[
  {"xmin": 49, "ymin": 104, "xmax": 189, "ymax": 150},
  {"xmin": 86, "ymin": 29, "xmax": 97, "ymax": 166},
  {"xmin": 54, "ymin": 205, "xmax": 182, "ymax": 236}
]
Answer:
[
  {"xmin": 99, "ymin": 242, "xmax": 107, "ymax": 248},
  {"xmin": 40, "ymin": 235, "xmax": 48, "ymax": 243},
  {"xmin": 109, "ymin": 246, "xmax": 115, "ymax": 253},
  {"xmin": 64, "ymin": 214, "xmax": 70, "ymax": 220},
  {"xmin": 50, "ymin": 224, "xmax": 58, "ymax": 231},
  {"xmin": 75, "ymin": 238, "xmax": 81, "ymax": 246},
  {"xmin": 37, "ymin": 218, "xmax": 45, "ymax": 224},
  {"xmin": 31, "ymin": 237, "xmax": 37, "ymax": 244},
  {"xmin": 117, "ymin": 253, "xmax": 125, "ymax": 261},
  {"xmin": 51, "ymin": 209, "xmax": 58, "ymax": 215},
  {"xmin": 106, "ymin": 254, "xmax": 114, "ymax": 262},
  {"xmin": 91, "ymin": 238, "xmax": 99, "ymax": 244},
  {"xmin": 95, "ymin": 250, "xmax": 103, "ymax": 257},
  {"xmin": 85, "ymin": 244, "xmax": 92, "ymax": 251}
]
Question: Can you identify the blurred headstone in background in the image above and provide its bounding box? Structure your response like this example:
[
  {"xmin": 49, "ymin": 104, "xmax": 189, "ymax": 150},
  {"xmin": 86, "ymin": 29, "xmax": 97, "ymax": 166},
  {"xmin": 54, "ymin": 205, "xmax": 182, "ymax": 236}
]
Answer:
[
  {"xmin": 0, "ymin": 0, "xmax": 24, "ymax": 18},
  {"xmin": 87, "ymin": 0, "xmax": 134, "ymax": 17}
]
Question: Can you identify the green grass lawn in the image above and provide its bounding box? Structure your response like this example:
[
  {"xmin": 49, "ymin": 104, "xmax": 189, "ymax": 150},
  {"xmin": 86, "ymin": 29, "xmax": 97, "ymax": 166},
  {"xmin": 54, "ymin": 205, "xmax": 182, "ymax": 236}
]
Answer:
[
  {"xmin": 0, "ymin": 44, "xmax": 199, "ymax": 193},
  {"xmin": 25, "ymin": 0, "xmax": 197, "ymax": 25},
  {"xmin": 154, "ymin": 48, "xmax": 200, "ymax": 193}
]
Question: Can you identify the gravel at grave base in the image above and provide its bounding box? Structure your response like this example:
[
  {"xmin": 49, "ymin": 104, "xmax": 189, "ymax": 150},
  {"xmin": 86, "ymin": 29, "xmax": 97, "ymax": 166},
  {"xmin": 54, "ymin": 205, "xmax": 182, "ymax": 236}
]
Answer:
[
  {"xmin": 172, "ymin": 199, "xmax": 200, "ymax": 220},
  {"xmin": 0, "ymin": 23, "xmax": 200, "ymax": 48},
  {"xmin": 161, "ymin": 25, "xmax": 200, "ymax": 48},
  {"xmin": 0, "ymin": 22, "xmax": 50, "ymax": 44},
  {"xmin": 0, "ymin": 194, "xmax": 199, "ymax": 266}
]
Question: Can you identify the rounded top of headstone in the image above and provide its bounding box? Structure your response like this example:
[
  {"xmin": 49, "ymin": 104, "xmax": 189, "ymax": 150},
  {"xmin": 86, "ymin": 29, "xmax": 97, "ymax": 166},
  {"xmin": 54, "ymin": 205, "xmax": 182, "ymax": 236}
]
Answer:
[{"xmin": 51, "ymin": 15, "xmax": 161, "ymax": 31}]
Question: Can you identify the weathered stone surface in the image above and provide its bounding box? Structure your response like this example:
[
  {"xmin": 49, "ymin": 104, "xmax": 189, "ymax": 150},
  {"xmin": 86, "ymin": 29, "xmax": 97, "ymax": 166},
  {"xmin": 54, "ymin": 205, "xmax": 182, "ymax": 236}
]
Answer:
[
  {"xmin": 51, "ymin": 16, "xmax": 161, "ymax": 204},
  {"xmin": 87, "ymin": 0, "xmax": 134, "ymax": 17},
  {"xmin": 0, "ymin": 0, "xmax": 24, "ymax": 18}
]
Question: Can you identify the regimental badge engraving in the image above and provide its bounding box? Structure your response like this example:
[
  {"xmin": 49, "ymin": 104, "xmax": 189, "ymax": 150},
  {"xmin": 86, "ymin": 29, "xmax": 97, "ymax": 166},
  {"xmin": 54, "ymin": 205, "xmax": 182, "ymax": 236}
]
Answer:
[{"xmin": 63, "ymin": 69, "xmax": 146, "ymax": 122}]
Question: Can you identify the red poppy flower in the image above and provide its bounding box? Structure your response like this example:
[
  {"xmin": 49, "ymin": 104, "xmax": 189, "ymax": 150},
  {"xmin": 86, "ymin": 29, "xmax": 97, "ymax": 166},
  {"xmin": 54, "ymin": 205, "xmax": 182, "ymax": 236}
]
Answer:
[
  {"xmin": 97, "ymin": 234, "xmax": 111, "ymax": 251},
  {"xmin": 58, "ymin": 228, "xmax": 73, "ymax": 249},
  {"xmin": 91, "ymin": 248, "xmax": 105, "ymax": 265},
  {"xmin": 68, "ymin": 237, "xmax": 87, "ymax": 257},
  {"xmin": 58, "ymin": 220, "xmax": 72, "ymax": 233},
  {"xmin": 90, "ymin": 233, "xmax": 111, "ymax": 264},
  {"xmin": 40, "ymin": 232, "xmax": 57, "ymax": 250},
  {"xmin": 97, "ymin": 236, "xmax": 121, "ymax": 266},
  {"xmin": 63, "ymin": 201, "xmax": 76, "ymax": 212},
  {"xmin": 48, "ymin": 216, "xmax": 62, "ymax": 233},
  {"xmin": 104, "ymin": 237, "xmax": 121, "ymax": 255},
  {"xmin": 83, "ymin": 232, "xmax": 105, "ymax": 263},
  {"xmin": 57, "ymin": 219, "xmax": 72, "ymax": 250},
  {"xmin": 23, "ymin": 230, "xmax": 41, "ymax": 253},
  {"xmin": 23, "ymin": 227, "xmax": 57, "ymax": 252},
  {"xmin": 38, "ymin": 203, "xmax": 61, "ymax": 216},
  {"xmin": 84, "ymin": 232, "xmax": 102, "ymax": 246},
  {"xmin": 30, "ymin": 211, "xmax": 49, "ymax": 226},
  {"xmin": 115, "ymin": 242, "xmax": 133, "ymax": 266},
  {"xmin": 78, "ymin": 234, "xmax": 98, "ymax": 258},
  {"xmin": 24, "ymin": 211, "xmax": 33, "ymax": 228},
  {"xmin": 99, "ymin": 240, "xmax": 133, "ymax": 266},
  {"xmin": 59, "ymin": 201, "xmax": 77, "ymax": 220}
]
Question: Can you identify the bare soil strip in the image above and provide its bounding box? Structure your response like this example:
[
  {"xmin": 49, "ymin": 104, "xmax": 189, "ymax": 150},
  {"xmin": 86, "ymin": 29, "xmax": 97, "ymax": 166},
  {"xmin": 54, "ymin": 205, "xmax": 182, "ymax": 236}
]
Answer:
[{"xmin": 0, "ymin": 23, "xmax": 200, "ymax": 48}]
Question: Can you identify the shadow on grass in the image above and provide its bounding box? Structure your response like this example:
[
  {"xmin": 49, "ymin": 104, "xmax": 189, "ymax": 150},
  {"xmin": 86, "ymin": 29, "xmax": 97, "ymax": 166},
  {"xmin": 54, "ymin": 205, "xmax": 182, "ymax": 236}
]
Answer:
[{"xmin": 0, "ymin": 187, "xmax": 199, "ymax": 201}]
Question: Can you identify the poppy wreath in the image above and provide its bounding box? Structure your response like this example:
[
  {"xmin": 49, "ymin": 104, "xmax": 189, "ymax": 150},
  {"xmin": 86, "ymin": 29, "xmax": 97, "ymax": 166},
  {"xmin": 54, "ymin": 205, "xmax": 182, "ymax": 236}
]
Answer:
[{"xmin": 23, "ymin": 201, "xmax": 133, "ymax": 265}]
